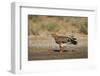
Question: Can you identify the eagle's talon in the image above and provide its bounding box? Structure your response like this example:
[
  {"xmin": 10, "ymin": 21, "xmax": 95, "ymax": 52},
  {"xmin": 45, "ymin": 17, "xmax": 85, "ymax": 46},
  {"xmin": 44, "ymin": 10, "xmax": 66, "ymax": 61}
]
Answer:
[{"xmin": 60, "ymin": 51, "xmax": 63, "ymax": 53}]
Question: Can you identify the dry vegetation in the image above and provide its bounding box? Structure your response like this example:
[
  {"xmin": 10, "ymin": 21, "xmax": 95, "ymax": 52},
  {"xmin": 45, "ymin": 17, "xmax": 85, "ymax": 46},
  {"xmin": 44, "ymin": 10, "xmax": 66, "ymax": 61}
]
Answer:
[{"xmin": 28, "ymin": 15, "xmax": 88, "ymax": 37}]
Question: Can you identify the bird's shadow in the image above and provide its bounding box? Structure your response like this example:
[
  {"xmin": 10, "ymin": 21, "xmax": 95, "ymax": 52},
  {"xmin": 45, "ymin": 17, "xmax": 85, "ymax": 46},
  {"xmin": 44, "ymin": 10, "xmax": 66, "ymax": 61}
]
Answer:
[{"xmin": 53, "ymin": 50, "xmax": 69, "ymax": 52}]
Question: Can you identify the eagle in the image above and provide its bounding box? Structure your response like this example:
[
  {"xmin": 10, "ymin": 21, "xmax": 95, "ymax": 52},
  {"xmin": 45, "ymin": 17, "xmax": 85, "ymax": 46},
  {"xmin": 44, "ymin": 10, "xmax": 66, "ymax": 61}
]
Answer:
[{"xmin": 51, "ymin": 34, "xmax": 77, "ymax": 53}]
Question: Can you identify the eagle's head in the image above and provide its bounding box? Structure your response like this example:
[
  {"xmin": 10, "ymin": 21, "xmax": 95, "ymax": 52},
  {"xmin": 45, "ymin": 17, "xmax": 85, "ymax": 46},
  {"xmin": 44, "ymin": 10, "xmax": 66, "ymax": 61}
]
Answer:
[{"xmin": 51, "ymin": 33, "xmax": 57, "ymax": 38}]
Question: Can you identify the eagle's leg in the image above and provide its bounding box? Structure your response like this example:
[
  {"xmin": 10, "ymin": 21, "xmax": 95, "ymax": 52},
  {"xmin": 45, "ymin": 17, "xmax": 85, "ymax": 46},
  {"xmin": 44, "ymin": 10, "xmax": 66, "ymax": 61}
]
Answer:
[{"xmin": 59, "ymin": 43, "xmax": 63, "ymax": 53}]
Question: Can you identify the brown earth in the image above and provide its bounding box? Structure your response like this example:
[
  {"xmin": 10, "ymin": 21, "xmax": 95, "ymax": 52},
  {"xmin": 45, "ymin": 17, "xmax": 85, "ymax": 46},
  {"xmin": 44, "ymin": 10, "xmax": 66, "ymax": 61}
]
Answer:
[{"xmin": 28, "ymin": 36, "xmax": 88, "ymax": 61}]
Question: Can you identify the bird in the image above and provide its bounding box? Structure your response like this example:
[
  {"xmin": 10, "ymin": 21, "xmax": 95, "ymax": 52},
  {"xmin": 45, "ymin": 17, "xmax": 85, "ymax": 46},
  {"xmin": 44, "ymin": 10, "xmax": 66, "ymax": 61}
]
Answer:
[{"xmin": 51, "ymin": 33, "xmax": 77, "ymax": 53}]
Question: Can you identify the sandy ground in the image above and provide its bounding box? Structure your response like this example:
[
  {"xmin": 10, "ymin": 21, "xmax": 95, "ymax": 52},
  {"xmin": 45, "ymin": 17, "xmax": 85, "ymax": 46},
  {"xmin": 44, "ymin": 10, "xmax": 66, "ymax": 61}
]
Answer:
[{"xmin": 28, "ymin": 36, "xmax": 88, "ymax": 61}]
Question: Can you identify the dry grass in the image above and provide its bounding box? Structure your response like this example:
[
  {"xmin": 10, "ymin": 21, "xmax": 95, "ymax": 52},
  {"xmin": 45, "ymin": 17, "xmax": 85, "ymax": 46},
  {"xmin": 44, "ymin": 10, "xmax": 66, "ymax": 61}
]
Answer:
[{"xmin": 28, "ymin": 15, "xmax": 88, "ymax": 36}]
